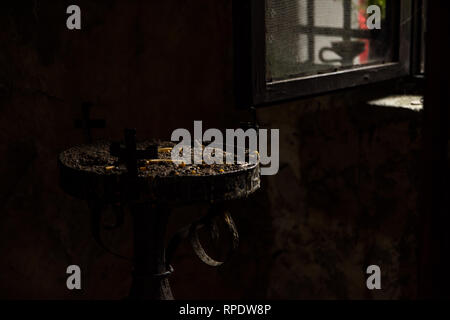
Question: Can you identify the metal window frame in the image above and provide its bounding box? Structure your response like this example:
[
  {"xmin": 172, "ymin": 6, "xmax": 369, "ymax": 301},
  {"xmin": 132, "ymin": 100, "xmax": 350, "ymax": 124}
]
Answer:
[
  {"xmin": 411, "ymin": 0, "xmax": 426, "ymax": 75},
  {"xmin": 233, "ymin": 0, "xmax": 414, "ymax": 107}
]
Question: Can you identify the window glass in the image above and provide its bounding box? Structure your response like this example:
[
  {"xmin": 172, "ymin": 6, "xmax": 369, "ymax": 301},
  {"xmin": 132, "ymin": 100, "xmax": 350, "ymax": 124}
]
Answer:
[{"xmin": 266, "ymin": 0, "xmax": 395, "ymax": 81}]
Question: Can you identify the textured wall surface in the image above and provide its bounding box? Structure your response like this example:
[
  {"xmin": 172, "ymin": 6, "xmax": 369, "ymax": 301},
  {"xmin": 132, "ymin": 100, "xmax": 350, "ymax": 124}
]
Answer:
[
  {"xmin": 258, "ymin": 96, "xmax": 421, "ymax": 299},
  {"xmin": 0, "ymin": 1, "xmax": 421, "ymax": 299}
]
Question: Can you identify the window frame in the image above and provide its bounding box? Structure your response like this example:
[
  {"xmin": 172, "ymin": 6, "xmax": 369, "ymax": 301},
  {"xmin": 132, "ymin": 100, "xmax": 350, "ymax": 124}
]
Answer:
[
  {"xmin": 233, "ymin": 0, "xmax": 414, "ymax": 107},
  {"xmin": 411, "ymin": 0, "xmax": 426, "ymax": 75}
]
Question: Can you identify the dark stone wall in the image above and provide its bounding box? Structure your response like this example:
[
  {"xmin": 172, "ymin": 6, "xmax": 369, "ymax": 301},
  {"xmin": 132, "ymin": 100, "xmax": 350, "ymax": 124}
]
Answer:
[
  {"xmin": 258, "ymin": 94, "xmax": 421, "ymax": 299},
  {"xmin": 0, "ymin": 1, "xmax": 421, "ymax": 299}
]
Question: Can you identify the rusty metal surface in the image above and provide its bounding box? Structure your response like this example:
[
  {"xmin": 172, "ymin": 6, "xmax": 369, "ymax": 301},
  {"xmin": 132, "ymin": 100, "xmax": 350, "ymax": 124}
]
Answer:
[{"xmin": 58, "ymin": 141, "xmax": 260, "ymax": 205}]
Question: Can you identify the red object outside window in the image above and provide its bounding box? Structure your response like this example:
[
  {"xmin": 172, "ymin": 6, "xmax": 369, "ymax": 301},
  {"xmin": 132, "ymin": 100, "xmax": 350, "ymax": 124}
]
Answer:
[{"xmin": 359, "ymin": 0, "xmax": 369, "ymax": 63}]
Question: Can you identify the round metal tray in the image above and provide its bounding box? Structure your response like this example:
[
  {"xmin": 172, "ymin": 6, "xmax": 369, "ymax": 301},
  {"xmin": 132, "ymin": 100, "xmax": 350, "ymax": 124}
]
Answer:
[{"xmin": 58, "ymin": 141, "xmax": 261, "ymax": 205}]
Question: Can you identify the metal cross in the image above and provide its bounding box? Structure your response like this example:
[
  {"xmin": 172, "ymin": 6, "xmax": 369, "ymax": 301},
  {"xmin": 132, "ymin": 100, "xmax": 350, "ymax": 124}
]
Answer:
[
  {"xmin": 74, "ymin": 102, "xmax": 106, "ymax": 143},
  {"xmin": 110, "ymin": 129, "xmax": 158, "ymax": 178}
]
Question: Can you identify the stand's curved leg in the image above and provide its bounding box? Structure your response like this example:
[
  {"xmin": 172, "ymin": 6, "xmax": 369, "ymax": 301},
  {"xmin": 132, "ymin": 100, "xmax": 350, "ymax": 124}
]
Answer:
[
  {"xmin": 189, "ymin": 210, "xmax": 239, "ymax": 267},
  {"xmin": 87, "ymin": 197, "xmax": 131, "ymax": 261},
  {"xmin": 166, "ymin": 205, "xmax": 239, "ymax": 269}
]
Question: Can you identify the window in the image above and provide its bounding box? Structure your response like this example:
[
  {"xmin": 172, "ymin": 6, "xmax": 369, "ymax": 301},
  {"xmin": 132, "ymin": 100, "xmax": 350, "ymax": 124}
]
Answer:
[
  {"xmin": 266, "ymin": 0, "xmax": 396, "ymax": 80},
  {"xmin": 233, "ymin": 0, "xmax": 414, "ymax": 106}
]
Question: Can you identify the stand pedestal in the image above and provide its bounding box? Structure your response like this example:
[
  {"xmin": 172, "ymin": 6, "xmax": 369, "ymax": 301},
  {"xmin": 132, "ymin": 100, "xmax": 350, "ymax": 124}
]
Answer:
[{"xmin": 129, "ymin": 203, "xmax": 173, "ymax": 300}]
